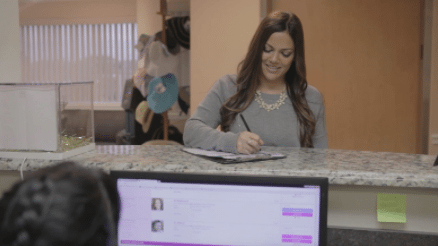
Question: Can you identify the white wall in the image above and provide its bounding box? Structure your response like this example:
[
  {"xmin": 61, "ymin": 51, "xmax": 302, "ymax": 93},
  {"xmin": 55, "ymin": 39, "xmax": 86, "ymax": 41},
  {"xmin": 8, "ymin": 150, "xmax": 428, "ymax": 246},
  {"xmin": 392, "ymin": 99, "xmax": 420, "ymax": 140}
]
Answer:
[
  {"xmin": 137, "ymin": 0, "xmax": 162, "ymax": 37},
  {"xmin": 329, "ymin": 185, "xmax": 438, "ymax": 233},
  {"xmin": 190, "ymin": 0, "xmax": 262, "ymax": 111},
  {"xmin": 136, "ymin": 0, "xmax": 190, "ymax": 38},
  {"xmin": 0, "ymin": 0, "xmax": 21, "ymax": 83},
  {"xmin": 19, "ymin": 0, "xmax": 136, "ymax": 25}
]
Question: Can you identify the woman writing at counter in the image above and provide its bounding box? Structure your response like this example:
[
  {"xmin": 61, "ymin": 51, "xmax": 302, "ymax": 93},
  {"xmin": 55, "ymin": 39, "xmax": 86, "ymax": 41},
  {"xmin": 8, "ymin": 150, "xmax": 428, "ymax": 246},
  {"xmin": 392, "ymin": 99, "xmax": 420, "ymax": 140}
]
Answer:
[{"xmin": 184, "ymin": 11, "xmax": 327, "ymax": 154}]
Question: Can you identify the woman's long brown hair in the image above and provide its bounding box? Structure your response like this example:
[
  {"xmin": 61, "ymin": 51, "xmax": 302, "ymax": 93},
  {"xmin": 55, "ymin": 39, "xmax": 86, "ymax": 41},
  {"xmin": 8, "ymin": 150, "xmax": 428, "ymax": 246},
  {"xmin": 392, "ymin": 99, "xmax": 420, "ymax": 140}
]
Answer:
[{"xmin": 219, "ymin": 11, "xmax": 316, "ymax": 147}]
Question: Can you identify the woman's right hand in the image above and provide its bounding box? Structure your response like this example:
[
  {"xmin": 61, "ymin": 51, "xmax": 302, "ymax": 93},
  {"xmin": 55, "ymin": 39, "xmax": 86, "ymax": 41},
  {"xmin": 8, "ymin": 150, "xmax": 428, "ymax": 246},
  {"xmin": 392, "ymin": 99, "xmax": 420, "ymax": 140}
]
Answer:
[{"xmin": 237, "ymin": 131, "xmax": 264, "ymax": 154}]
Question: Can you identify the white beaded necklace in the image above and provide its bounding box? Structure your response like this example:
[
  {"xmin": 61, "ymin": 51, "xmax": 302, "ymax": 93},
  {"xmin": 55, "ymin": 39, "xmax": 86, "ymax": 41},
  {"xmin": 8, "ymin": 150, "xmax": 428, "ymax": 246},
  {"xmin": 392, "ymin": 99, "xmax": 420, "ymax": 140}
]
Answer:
[{"xmin": 254, "ymin": 90, "xmax": 287, "ymax": 112}]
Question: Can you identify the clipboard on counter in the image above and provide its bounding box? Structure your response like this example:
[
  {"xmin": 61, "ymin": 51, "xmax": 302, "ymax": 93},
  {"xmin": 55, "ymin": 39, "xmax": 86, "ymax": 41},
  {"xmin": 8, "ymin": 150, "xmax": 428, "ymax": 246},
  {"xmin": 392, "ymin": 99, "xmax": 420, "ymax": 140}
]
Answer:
[{"xmin": 181, "ymin": 148, "xmax": 286, "ymax": 164}]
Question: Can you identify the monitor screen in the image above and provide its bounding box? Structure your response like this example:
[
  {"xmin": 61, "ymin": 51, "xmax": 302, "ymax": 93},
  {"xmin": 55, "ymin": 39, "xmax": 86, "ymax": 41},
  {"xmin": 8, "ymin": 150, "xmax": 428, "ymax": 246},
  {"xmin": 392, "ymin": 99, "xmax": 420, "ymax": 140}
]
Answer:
[{"xmin": 110, "ymin": 171, "xmax": 328, "ymax": 246}]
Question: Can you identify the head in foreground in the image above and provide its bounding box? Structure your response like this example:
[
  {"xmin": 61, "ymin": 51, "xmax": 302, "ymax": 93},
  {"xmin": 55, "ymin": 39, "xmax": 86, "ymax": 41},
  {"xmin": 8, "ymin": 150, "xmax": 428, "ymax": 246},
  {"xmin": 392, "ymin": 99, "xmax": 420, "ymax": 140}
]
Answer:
[{"xmin": 0, "ymin": 162, "xmax": 120, "ymax": 246}]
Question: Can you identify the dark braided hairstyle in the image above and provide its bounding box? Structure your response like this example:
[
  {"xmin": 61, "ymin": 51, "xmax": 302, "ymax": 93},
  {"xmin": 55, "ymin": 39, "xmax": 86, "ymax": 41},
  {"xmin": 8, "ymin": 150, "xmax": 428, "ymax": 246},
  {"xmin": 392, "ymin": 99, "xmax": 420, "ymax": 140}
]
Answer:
[{"xmin": 0, "ymin": 162, "xmax": 120, "ymax": 246}]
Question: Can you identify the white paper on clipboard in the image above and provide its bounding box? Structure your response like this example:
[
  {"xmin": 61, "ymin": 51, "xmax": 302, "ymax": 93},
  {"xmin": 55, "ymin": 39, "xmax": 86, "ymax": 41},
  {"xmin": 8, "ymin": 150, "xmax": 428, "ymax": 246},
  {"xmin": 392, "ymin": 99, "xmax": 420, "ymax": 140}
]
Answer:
[{"xmin": 182, "ymin": 148, "xmax": 285, "ymax": 160}]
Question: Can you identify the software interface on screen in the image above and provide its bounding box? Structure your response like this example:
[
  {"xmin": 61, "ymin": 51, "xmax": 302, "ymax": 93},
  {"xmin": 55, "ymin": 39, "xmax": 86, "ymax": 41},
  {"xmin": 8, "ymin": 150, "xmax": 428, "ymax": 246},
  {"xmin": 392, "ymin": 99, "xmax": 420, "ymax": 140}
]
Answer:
[{"xmin": 117, "ymin": 179, "xmax": 322, "ymax": 246}]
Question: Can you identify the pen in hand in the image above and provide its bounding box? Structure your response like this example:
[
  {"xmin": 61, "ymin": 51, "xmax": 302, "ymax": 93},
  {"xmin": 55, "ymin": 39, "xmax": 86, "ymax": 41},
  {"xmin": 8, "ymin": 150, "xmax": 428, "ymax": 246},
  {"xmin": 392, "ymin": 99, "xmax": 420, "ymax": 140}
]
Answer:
[
  {"xmin": 237, "ymin": 114, "xmax": 264, "ymax": 154},
  {"xmin": 239, "ymin": 114, "xmax": 251, "ymax": 132}
]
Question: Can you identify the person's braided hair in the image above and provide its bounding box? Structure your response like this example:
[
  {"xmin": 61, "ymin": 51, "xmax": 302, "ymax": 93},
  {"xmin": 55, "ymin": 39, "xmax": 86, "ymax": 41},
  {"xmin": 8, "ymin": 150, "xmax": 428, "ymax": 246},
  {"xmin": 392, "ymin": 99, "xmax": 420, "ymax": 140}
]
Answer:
[{"xmin": 0, "ymin": 162, "xmax": 120, "ymax": 246}]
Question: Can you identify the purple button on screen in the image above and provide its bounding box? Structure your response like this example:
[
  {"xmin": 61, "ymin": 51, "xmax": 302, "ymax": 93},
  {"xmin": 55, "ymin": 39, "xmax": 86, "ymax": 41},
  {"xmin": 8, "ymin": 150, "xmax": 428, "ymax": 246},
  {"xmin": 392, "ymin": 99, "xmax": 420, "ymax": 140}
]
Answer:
[
  {"xmin": 282, "ymin": 239, "xmax": 312, "ymax": 244},
  {"xmin": 282, "ymin": 212, "xmax": 313, "ymax": 217},
  {"xmin": 282, "ymin": 208, "xmax": 313, "ymax": 213},
  {"xmin": 281, "ymin": 235, "xmax": 312, "ymax": 240}
]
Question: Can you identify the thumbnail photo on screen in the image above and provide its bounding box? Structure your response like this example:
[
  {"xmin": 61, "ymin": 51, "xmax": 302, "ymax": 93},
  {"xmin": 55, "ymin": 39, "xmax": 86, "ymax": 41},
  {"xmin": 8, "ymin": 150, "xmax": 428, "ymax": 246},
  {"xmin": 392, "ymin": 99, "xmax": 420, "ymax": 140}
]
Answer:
[{"xmin": 151, "ymin": 198, "xmax": 163, "ymax": 211}]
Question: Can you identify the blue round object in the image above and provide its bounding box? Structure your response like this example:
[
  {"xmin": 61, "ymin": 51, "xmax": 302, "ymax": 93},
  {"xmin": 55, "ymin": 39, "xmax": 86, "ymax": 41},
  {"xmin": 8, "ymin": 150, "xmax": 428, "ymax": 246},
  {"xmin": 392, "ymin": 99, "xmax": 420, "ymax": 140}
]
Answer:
[{"xmin": 147, "ymin": 73, "xmax": 179, "ymax": 113}]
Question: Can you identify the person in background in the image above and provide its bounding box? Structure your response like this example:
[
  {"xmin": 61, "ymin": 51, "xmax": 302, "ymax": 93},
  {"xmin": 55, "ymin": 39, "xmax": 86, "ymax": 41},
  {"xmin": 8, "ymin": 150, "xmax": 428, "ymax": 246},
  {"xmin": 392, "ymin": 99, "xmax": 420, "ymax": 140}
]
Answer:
[
  {"xmin": 151, "ymin": 198, "xmax": 164, "ymax": 211},
  {"xmin": 151, "ymin": 220, "xmax": 164, "ymax": 232},
  {"xmin": 183, "ymin": 11, "xmax": 327, "ymax": 154},
  {"xmin": 0, "ymin": 162, "xmax": 120, "ymax": 246}
]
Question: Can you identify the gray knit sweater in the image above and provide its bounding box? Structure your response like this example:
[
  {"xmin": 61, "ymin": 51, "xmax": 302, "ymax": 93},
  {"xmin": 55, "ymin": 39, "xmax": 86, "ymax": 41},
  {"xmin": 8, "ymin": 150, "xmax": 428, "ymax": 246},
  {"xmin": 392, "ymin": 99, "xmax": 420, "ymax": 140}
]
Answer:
[{"xmin": 183, "ymin": 74, "xmax": 328, "ymax": 153}]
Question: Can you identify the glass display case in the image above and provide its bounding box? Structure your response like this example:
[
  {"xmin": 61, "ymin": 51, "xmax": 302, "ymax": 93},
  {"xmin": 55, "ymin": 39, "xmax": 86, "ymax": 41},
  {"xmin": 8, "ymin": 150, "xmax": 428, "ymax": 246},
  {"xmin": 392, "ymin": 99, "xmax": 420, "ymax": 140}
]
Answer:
[{"xmin": 0, "ymin": 82, "xmax": 95, "ymax": 160}]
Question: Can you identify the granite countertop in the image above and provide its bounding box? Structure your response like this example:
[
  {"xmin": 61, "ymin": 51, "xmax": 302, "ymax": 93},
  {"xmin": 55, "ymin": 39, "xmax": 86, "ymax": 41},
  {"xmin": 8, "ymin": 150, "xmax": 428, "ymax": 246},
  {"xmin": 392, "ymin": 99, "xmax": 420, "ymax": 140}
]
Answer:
[{"xmin": 1, "ymin": 145, "xmax": 437, "ymax": 188}]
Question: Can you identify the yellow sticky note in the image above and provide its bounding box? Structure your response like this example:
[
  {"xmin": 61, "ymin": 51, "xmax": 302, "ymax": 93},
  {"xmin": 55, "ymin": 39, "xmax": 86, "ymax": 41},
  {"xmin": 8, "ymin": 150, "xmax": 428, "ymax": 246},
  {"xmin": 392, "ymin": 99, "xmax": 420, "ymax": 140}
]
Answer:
[{"xmin": 377, "ymin": 193, "xmax": 407, "ymax": 223}]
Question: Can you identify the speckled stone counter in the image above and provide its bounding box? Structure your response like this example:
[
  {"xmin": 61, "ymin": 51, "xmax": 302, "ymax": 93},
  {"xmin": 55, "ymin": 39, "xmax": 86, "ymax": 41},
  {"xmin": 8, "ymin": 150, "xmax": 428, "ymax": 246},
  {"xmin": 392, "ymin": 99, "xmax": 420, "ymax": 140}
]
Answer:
[
  {"xmin": 2, "ymin": 145, "xmax": 438, "ymax": 244},
  {"xmin": 1, "ymin": 145, "xmax": 437, "ymax": 188}
]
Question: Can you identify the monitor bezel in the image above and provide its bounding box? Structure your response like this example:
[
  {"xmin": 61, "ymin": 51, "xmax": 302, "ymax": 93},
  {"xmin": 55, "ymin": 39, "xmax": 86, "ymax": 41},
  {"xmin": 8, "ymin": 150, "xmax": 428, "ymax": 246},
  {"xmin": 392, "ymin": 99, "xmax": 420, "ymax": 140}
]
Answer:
[{"xmin": 110, "ymin": 170, "xmax": 328, "ymax": 246}]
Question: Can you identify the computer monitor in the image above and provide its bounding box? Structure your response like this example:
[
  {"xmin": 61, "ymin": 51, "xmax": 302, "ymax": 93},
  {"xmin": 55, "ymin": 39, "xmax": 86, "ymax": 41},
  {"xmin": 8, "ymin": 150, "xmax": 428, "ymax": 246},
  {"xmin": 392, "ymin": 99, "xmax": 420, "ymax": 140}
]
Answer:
[{"xmin": 110, "ymin": 171, "xmax": 328, "ymax": 246}]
